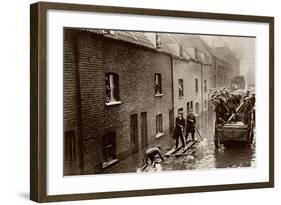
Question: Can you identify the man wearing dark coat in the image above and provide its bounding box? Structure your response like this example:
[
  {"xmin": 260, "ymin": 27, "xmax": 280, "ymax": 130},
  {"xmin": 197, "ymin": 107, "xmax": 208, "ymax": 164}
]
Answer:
[
  {"xmin": 186, "ymin": 109, "xmax": 196, "ymax": 142},
  {"xmin": 173, "ymin": 112, "xmax": 185, "ymax": 148},
  {"xmin": 243, "ymin": 96, "xmax": 254, "ymax": 125}
]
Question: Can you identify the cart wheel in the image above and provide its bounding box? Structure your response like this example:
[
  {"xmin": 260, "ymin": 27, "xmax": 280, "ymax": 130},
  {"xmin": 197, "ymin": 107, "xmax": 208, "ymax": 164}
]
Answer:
[{"xmin": 249, "ymin": 129, "xmax": 254, "ymax": 143}]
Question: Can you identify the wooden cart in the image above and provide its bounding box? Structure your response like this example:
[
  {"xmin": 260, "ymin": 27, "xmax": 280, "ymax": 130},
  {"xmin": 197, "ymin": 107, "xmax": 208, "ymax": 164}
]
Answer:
[{"xmin": 214, "ymin": 103, "xmax": 255, "ymax": 148}]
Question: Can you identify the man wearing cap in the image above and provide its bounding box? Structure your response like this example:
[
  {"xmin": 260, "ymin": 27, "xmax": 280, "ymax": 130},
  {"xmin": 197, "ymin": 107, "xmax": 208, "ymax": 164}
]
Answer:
[
  {"xmin": 186, "ymin": 109, "xmax": 196, "ymax": 142},
  {"xmin": 173, "ymin": 111, "xmax": 185, "ymax": 149},
  {"xmin": 142, "ymin": 145, "xmax": 164, "ymax": 171}
]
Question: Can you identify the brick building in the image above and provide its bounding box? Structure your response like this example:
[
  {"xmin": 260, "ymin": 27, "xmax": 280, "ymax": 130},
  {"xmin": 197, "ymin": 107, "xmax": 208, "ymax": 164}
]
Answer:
[
  {"xmin": 63, "ymin": 29, "xmax": 240, "ymax": 175},
  {"xmin": 63, "ymin": 29, "xmax": 174, "ymax": 175},
  {"xmin": 158, "ymin": 34, "xmax": 212, "ymax": 119}
]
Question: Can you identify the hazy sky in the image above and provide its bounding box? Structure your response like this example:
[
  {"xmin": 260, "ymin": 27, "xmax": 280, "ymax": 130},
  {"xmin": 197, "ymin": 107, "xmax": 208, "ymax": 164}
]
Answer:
[{"xmin": 200, "ymin": 35, "xmax": 256, "ymax": 76}]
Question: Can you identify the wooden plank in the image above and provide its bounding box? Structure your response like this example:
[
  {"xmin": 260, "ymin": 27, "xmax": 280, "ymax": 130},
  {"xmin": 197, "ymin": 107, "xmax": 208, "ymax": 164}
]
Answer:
[
  {"xmin": 164, "ymin": 146, "xmax": 183, "ymax": 157},
  {"xmin": 175, "ymin": 140, "xmax": 198, "ymax": 157},
  {"xmin": 168, "ymin": 140, "xmax": 200, "ymax": 157},
  {"xmin": 226, "ymin": 102, "xmax": 244, "ymax": 123},
  {"xmin": 174, "ymin": 140, "xmax": 193, "ymax": 156}
]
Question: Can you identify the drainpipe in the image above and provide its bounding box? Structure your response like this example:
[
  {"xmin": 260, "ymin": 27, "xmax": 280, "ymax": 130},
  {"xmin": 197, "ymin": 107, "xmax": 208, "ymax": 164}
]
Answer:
[{"xmin": 74, "ymin": 33, "xmax": 84, "ymax": 174}]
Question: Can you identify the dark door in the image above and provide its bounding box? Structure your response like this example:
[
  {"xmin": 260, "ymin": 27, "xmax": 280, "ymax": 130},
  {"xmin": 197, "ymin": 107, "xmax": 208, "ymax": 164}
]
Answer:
[
  {"xmin": 140, "ymin": 112, "xmax": 148, "ymax": 149},
  {"xmin": 169, "ymin": 109, "xmax": 174, "ymax": 134},
  {"xmin": 64, "ymin": 130, "xmax": 76, "ymax": 164},
  {"xmin": 187, "ymin": 102, "xmax": 190, "ymax": 112},
  {"xmin": 102, "ymin": 131, "xmax": 116, "ymax": 162},
  {"xmin": 130, "ymin": 114, "xmax": 138, "ymax": 154}
]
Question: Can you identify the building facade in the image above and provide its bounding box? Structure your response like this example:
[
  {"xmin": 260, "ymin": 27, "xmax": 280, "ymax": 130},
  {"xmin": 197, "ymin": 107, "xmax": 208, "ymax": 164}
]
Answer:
[
  {"xmin": 64, "ymin": 30, "xmax": 240, "ymax": 175},
  {"xmin": 64, "ymin": 29, "xmax": 174, "ymax": 175},
  {"xmin": 158, "ymin": 34, "xmax": 212, "ymax": 119}
]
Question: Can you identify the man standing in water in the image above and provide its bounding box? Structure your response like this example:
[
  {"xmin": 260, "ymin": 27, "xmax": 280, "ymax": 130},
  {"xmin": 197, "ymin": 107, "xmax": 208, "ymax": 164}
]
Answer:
[
  {"xmin": 173, "ymin": 111, "xmax": 185, "ymax": 148},
  {"xmin": 186, "ymin": 109, "xmax": 196, "ymax": 142}
]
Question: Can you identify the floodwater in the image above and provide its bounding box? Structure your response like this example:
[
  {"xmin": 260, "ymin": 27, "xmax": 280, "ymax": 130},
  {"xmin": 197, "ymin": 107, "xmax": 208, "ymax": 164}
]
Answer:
[{"xmin": 103, "ymin": 111, "xmax": 256, "ymax": 174}]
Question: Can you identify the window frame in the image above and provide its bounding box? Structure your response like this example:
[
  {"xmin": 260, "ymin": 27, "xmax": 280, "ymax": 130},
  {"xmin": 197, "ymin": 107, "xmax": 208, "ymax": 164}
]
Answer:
[
  {"xmin": 195, "ymin": 78, "xmax": 199, "ymax": 94},
  {"xmin": 105, "ymin": 72, "xmax": 121, "ymax": 106},
  {"xmin": 178, "ymin": 79, "xmax": 184, "ymax": 98},
  {"xmin": 204, "ymin": 80, "xmax": 207, "ymax": 93},
  {"xmin": 101, "ymin": 131, "xmax": 118, "ymax": 168},
  {"xmin": 156, "ymin": 114, "xmax": 163, "ymax": 138},
  {"xmin": 155, "ymin": 73, "xmax": 163, "ymax": 96},
  {"xmin": 195, "ymin": 102, "xmax": 200, "ymax": 115}
]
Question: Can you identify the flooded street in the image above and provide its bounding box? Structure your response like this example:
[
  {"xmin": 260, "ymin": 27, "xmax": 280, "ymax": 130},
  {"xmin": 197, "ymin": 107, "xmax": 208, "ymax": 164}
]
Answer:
[
  {"xmin": 103, "ymin": 110, "xmax": 256, "ymax": 174},
  {"xmin": 162, "ymin": 111, "xmax": 256, "ymax": 172}
]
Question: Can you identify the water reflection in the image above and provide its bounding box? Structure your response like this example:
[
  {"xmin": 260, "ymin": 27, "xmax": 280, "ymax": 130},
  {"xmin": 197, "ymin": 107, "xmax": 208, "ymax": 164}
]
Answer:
[
  {"xmin": 104, "ymin": 110, "xmax": 256, "ymax": 174},
  {"xmin": 161, "ymin": 111, "xmax": 256, "ymax": 171}
]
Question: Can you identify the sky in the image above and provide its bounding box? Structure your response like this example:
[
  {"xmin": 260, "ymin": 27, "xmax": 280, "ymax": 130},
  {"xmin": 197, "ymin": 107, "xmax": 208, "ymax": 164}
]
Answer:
[{"xmin": 200, "ymin": 35, "xmax": 256, "ymax": 77}]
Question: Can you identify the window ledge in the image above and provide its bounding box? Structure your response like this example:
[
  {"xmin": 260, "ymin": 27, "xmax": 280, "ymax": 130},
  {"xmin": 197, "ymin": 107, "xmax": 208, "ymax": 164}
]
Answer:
[
  {"xmin": 102, "ymin": 159, "xmax": 119, "ymax": 169},
  {"xmin": 155, "ymin": 94, "xmax": 163, "ymax": 97},
  {"xmin": 155, "ymin": 133, "xmax": 164, "ymax": 139},
  {"xmin": 178, "ymin": 96, "xmax": 184, "ymax": 99},
  {"xmin": 105, "ymin": 101, "xmax": 122, "ymax": 106}
]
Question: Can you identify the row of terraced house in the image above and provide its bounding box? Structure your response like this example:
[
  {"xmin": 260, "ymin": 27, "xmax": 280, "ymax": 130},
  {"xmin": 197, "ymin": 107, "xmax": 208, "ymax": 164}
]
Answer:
[{"xmin": 63, "ymin": 28, "xmax": 240, "ymax": 175}]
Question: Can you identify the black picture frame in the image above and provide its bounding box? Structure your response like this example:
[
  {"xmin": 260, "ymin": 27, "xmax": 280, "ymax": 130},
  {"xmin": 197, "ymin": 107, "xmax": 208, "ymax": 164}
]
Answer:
[{"xmin": 30, "ymin": 1, "xmax": 274, "ymax": 202}]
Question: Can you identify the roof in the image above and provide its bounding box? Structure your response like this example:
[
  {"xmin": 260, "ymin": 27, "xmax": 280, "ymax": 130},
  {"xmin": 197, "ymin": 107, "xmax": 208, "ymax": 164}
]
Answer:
[
  {"xmin": 82, "ymin": 29, "xmax": 155, "ymax": 49},
  {"xmin": 158, "ymin": 34, "xmax": 215, "ymax": 63}
]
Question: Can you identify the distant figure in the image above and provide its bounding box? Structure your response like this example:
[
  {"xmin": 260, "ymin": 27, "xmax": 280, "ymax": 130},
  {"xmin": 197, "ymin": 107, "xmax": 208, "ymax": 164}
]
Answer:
[
  {"xmin": 173, "ymin": 112, "xmax": 185, "ymax": 148},
  {"xmin": 243, "ymin": 96, "xmax": 254, "ymax": 125},
  {"xmin": 141, "ymin": 146, "xmax": 164, "ymax": 171},
  {"xmin": 186, "ymin": 109, "xmax": 196, "ymax": 142}
]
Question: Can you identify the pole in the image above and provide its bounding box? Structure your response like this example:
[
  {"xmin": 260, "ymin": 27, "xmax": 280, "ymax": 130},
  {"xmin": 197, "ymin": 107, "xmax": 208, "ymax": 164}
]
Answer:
[{"xmin": 195, "ymin": 126, "xmax": 204, "ymax": 141}]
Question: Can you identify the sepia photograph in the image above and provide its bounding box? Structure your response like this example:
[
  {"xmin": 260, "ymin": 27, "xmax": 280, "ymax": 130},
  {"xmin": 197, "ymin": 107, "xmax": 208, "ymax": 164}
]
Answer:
[{"xmin": 63, "ymin": 28, "xmax": 256, "ymax": 176}]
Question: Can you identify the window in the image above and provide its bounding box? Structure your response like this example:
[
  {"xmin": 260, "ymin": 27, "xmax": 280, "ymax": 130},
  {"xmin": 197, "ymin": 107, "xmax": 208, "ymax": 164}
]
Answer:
[
  {"xmin": 195, "ymin": 78, "xmax": 199, "ymax": 93},
  {"xmin": 190, "ymin": 101, "xmax": 193, "ymax": 110},
  {"xmin": 195, "ymin": 102, "xmax": 200, "ymax": 115},
  {"xmin": 187, "ymin": 102, "xmax": 190, "ymax": 112},
  {"xmin": 64, "ymin": 131, "xmax": 76, "ymax": 162},
  {"xmin": 178, "ymin": 79, "xmax": 184, "ymax": 97},
  {"xmin": 105, "ymin": 73, "xmax": 120, "ymax": 103},
  {"xmin": 155, "ymin": 73, "xmax": 162, "ymax": 95},
  {"xmin": 156, "ymin": 114, "xmax": 163, "ymax": 134},
  {"xmin": 204, "ymin": 80, "xmax": 207, "ymax": 93},
  {"xmin": 204, "ymin": 100, "xmax": 208, "ymax": 110},
  {"xmin": 102, "ymin": 131, "xmax": 117, "ymax": 162}
]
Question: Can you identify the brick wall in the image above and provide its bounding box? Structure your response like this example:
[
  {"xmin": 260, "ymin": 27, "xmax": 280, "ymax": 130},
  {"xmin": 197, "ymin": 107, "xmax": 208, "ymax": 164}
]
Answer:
[
  {"xmin": 173, "ymin": 59, "xmax": 202, "ymax": 119},
  {"xmin": 64, "ymin": 29, "xmax": 173, "ymax": 175},
  {"xmin": 63, "ymin": 29, "xmax": 82, "ymax": 175}
]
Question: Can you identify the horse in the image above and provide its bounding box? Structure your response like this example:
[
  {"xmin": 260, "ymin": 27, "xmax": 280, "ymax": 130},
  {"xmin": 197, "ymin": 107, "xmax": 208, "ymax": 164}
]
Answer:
[{"xmin": 212, "ymin": 98, "xmax": 229, "ymax": 124}]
